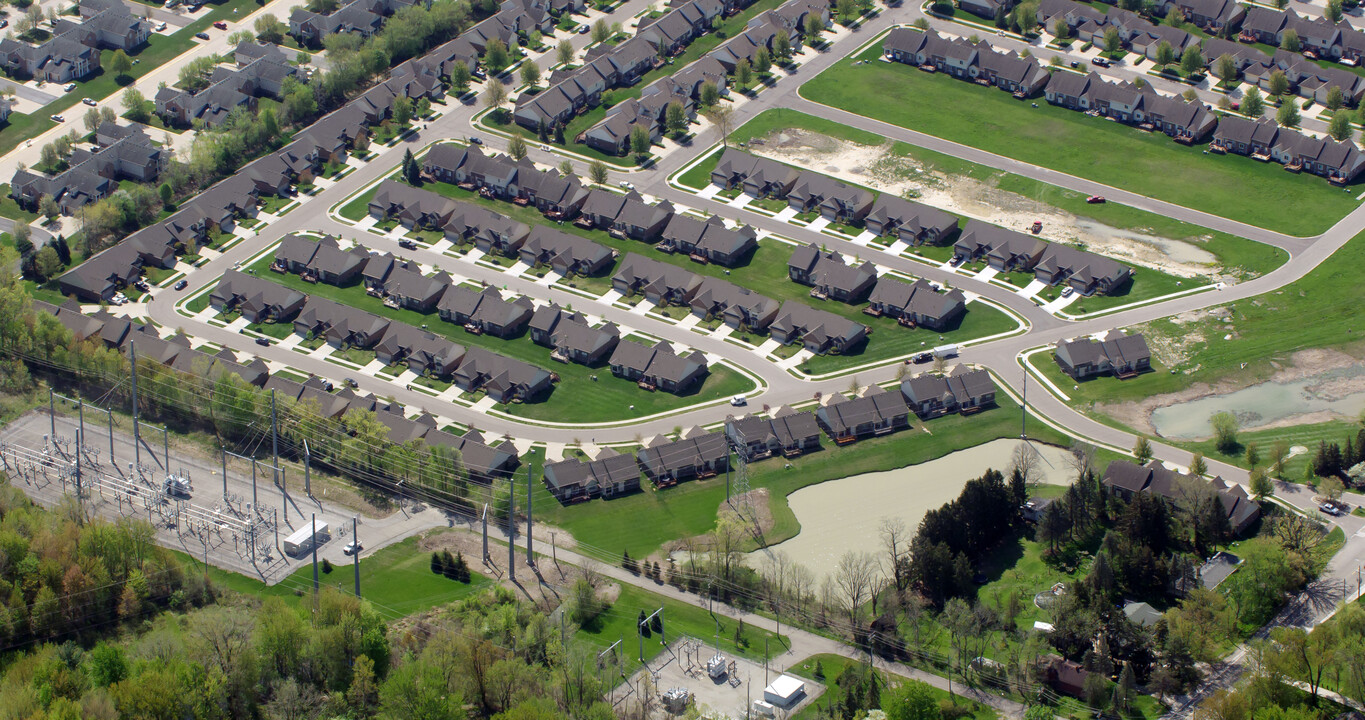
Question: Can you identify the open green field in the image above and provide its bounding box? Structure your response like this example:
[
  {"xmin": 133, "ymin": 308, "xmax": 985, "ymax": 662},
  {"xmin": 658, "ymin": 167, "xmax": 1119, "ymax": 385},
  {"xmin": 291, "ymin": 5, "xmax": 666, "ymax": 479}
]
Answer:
[
  {"xmin": 533, "ymin": 392, "xmax": 1074, "ymax": 558},
  {"xmin": 578, "ymin": 583, "xmax": 785, "ymax": 672},
  {"xmin": 411, "ymin": 169, "xmax": 1018, "ymax": 370},
  {"xmin": 195, "ymin": 531, "xmax": 493, "ymax": 616},
  {"xmin": 241, "ymin": 251, "xmax": 757, "ymax": 423},
  {"xmin": 786, "ymin": 654, "xmax": 999, "ymax": 720},
  {"xmin": 800, "ymin": 39, "xmax": 1361, "ymax": 235}
]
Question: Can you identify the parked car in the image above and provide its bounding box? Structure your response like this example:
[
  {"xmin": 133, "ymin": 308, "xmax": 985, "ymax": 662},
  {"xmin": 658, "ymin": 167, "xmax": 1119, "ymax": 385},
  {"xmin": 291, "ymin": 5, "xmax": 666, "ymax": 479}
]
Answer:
[
  {"xmin": 195, "ymin": 31, "xmax": 209, "ymax": 39},
  {"xmin": 155, "ymin": 21, "xmax": 167, "ymax": 30},
  {"xmin": 948, "ymin": 256, "xmax": 962, "ymax": 267},
  {"xmin": 345, "ymin": 377, "xmax": 358, "ymax": 388},
  {"xmin": 49, "ymin": 114, "xmax": 64, "ymax": 123},
  {"xmin": 577, "ymin": 24, "xmax": 589, "ymax": 33},
  {"xmin": 110, "ymin": 293, "xmax": 128, "ymax": 305},
  {"xmin": 729, "ymin": 395, "xmax": 747, "ymax": 407},
  {"xmin": 1029, "ymin": 221, "xmax": 1043, "ymax": 234},
  {"xmin": 1092, "ymin": 57, "xmax": 1110, "ymax": 68},
  {"xmin": 1321, "ymin": 503, "xmax": 1344, "ymax": 516},
  {"xmin": 255, "ymin": 337, "xmax": 271, "ymax": 346},
  {"xmin": 1069, "ymin": 60, "xmax": 1080, "ymax": 68},
  {"xmin": 343, "ymin": 541, "xmax": 362, "ymax": 556},
  {"xmin": 174, "ymin": 279, "xmax": 188, "ymax": 290},
  {"xmin": 1086, "ymin": 195, "xmax": 1105, "ymax": 204},
  {"xmin": 133, "ymin": 279, "xmax": 151, "ymax": 292},
  {"xmin": 619, "ymin": 181, "xmax": 634, "ymax": 190},
  {"xmin": 82, "ymin": 97, "xmax": 97, "ymax": 107},
  {"xmin": 398, "ymin": 239, "xmax": 417, "ymax": 249},
  {"xmin": 1060, "ymin": 287, "xmax": 1074, "ymax": 298},
  {"xmin": 911, "ymin": 352, "xmax": 933, "ymax": 364},
  {"xmin": 63, "ymin": 83, "xmax": 76, "ymax": 92},
  {"xmin": 468, "ymin": 136, "xmax": 482, "ymax": 144},
  {"xmin": 0, "ymin": 19, "xmax": 8, "ymax": 28},
  {"xmin": 213, "ymin": 20, "xmax": 227, "ymax": 29},
  {"xmin": 163, "ymin": 0, "xmax": 180, "ymax": 7}
]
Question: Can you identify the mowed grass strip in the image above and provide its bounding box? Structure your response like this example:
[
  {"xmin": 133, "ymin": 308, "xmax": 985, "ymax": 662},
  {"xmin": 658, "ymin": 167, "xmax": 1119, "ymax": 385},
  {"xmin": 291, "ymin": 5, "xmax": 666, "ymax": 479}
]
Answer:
[{"xmin": 800, "ymin": 42, "xmax": 1360, "ymax": 235}]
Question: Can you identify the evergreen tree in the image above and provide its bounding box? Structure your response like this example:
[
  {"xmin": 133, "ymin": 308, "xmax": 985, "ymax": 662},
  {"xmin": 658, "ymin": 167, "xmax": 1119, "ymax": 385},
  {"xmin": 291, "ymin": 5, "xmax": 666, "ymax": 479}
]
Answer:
[
  {"xmin": 430, "ymin": 552, "xmax": 444, "ymax": 574},
  {"xmin": 1134, "ymin": 437, "xmax": 1153, "ymax": 464}
]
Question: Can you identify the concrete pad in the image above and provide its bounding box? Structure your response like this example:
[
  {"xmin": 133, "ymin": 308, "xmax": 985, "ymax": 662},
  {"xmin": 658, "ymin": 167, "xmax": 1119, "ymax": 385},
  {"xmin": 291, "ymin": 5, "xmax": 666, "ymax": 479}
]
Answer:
[
  {"xmin": 359, "ymin": 360, "xmax": 388, "ymax": 376},
  {"xmin": 727, "ymin": 194, "xmax": 753, "ymax": 209},
  {"xmin": 1042, "ymin": 292, "xmax": 1081, "ymax": 314},
  {"xmin": 472, "ymin": 396, "xmax": 498, "ymax": 412},
  {"xmin": 599, "ymin": 289, "xmax": 624, "ymax": 304},
  {"xmin": 1016, "ymin": 279, "xmax": 1048, "ymax": 299},
  {"xmin": 430, "ymin": 239, "xmax": 454, "ymax": 253},
  {"xmin": 974, "ymin": 267, "xmax": 1000, "ymax": 282},
  {"xmin": 753, "ymin": 338, "xmax": 781, "ymax": 356},
  {"xmin": 306, "ymin": 344, "xmax": 334, "ymax": 360},
  {"xmin": 544, "ymin": 441, "xmax": 567, "ymax": 461},
  {"xmin": 696, "ymin": 184, "xmax": 723, "ymax": 199},
  {"xmin": 675, "ymin": 314, "xmax": 701, "ymax": 330},
  {"xmin": 711, "ymin": 325, "xmax": 735, "ymax": 339},
  {"xmin": 396, "ymin": 369, "xmax": 419, "ymax": 384},
  {"xmin": 851, "ymin": 230, "xmax": 877, "ymax": 246},
  {"xmin": 437, "ymin": 385, "xmax": 464, "ymax": 402},
  {"xmin": 778, "ymin": 349, "xmax": 813, "ymax": 371},
  {"xmin": 805, "ymin": 216, "xmax": 831, "ymax": 231},
  {"xmin": 773, "ymin": 207, "xmax": 799, "ymax": 222},
  {"xmin": 275, "ymin": 334, "xmax": 303, "ymax": 350},
  {"xmin": 886, "ymin": 240, "xmax": 909, "ymax": 255},
  {"xmin": 509, "ymin": 436, "xmax": 535, "ymax": 456},
  {"xmin": 354, "ymin": 216, "xmax": 378, "ymax": 230},
  {"xmin": 463, "ymin": 248, "xmax": 486, "ymax": 263},
  {"xmin": 629, "ymin": 301, "xmax": 654, "ymax": 316},
  {"xmin": 507, "ymin": 261, "xmax": 531, "ymax": 275},
  {"xmin": 225, "ymin": 317, "xmax": 251, "ymax": 332}
]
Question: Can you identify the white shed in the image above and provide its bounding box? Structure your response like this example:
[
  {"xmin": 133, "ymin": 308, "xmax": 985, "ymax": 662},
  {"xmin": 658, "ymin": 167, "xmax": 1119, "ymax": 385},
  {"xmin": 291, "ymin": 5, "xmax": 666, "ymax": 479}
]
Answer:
[{"xmin": 762, "ymin": 675, "xmax": 806, "ymax": 707}]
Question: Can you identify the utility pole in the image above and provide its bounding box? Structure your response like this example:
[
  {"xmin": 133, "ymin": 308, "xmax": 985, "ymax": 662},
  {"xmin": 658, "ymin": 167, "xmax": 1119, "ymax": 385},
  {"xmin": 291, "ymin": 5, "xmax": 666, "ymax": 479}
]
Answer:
[
  {"xmin": 221, "ymin": 447, "xmax": 228, "ymax": 500},
  {"xmin": 74, "ymin": 401, "xmax": 83, "ymax": 526},
  {"xmin": 482, "ymin": 503, "xmax": 489, "ymax": 564},
  {"xmin": 48, "ymin": 387, "xmax": 56, "ymax": 449},
  {"xmin": 1021, "ymin": 364, "xmax": 1028, "ymax": 439},
  {"xmin": 507, "ymin": 480, "xmax": 515, "ymax": 579},
  {"xmin": 311, "ymin": 514, "xmax": 319, "ymax": 612},
  {"xmin": 130, "ymin": 341, "xmax": 140, "ymax": 478},
  {"xmin": 271, "ymin": 390, "xmax": 279, "ymax": 486},
  {"xmin": 303, "ymin": 439, "xmax": 311, "ymax": 496},
  {"xmin": 108, "ymin": 404, "xmax": 115, "ymax": 466},
  {"xmin": 353, "ymin": 516, "xmax": 360, "ymax": 598},
  {"xmin": 526, "ymin": 465, "xmax": 533, "ymax": 567},
  {"xmin": 251, "ymin": 458, "xmax": 258, "ymax": 508}
]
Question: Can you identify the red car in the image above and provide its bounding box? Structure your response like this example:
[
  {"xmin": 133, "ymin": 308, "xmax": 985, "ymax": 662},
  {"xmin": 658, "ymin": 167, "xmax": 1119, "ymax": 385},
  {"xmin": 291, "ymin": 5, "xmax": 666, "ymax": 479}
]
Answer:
[
  {"xmin": 1029, "ymin": 221, "xmax": 1043, "ymax": 234},
  {"xmin": 213, "ymin": 20, "xmax": 227, "ymax": 29},
  {"xmin": 1086, "ymin": 195, "xmax": 1105, "ymax": 204}
]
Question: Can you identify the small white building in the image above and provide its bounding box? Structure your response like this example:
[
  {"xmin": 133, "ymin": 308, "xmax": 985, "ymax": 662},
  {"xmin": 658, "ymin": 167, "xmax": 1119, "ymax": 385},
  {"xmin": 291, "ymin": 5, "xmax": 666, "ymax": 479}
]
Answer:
[{"xmin": 762, "ymin": 675, "xmax": 806, "ymax": 707}]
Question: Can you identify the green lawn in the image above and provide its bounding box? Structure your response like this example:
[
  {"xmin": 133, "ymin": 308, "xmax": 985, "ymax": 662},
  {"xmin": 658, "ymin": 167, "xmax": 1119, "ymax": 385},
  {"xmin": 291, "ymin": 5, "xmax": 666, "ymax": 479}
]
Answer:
[
  {"xmin": 0, "ymin": 185, "xmax": 39, "ymax": 223},
  {"xmin": 786, "ymin": 654, "xmax": 999, "ymax": 720},
  {"xmin": 536, "ymin": 392, "xmax": 1073, "ymax": 559},
  {"xmin": 339, "ymin": 182, "xmax": 383, "ymax": 221},
  {"xmin": 243, "ymin": 251, "xmax": 759, "ymax": 423},
  {"xmin": 801, "ymin": 40, "xmax": 1362, "ymax": 235},
  {"xmin": 196, "ymin": 531, "xmax": 493, "ymax": 616},
  {"xmin": 247, "ymin": 320, "xmax": 296, "ymax": 339}
]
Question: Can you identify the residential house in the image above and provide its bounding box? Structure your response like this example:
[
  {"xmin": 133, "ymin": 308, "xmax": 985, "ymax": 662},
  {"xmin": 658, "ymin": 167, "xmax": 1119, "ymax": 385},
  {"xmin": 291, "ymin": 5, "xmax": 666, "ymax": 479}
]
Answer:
[
  {"xmin": 424, "ymin": 429, "xmax": 521, "ymax": 481},
  {"xmin": 543, "ymin": 449, "xmax": 641, "ymax": 502},
  {"xmin": 272, "ymin": 234, "xmax": 369, "ymax": 285},
  {"xmin": 518, "ymin": 226, "xmax": 614, "ymax": 276},
  {"xmin": 785, "ymin": 172, "xmax": 875, "ymax": 223},
  {"xmin": 661, "ymin": 214, "xmax": 758, "ymax": 266},
  {"xmin": 292, "ymin": 297, "xmax": 392, "ymax": 348},
  {"xmin": 611, "ymin": 195, "xmax": 675, "ymax": 241},
  {"xmin": 725, "ymin": 406, "xmax": 822, "ymax": 459},
  {"xmin": 689, "ymin": 277, "xmax": 780, "ymax": 331},
  {"xmin": 709, "ymin": 149, "xmax": 800, "ymax": 197},
  {"xmin": 768, "ymin": 300, "xmax": 868, "ymax": 355},
  {"xmin": 867, "ymin": 277, "xmax": 967, "ymax": 330},
  {"xmin": 1033, "ymin": 244, "xmax": 1132, "ymax": 295},
  {"xmin": 452, "ymin": 347, "xmax": 554, "ymax": 402},
  {"xmin": 787, "ymin": 244, "xmax": 878, "ymax": 302},
  {"xmin": 612, "ymin": 253, "xmax": 703, "ymax": 305},
  {"xmin": 1102, "ymin": 459, "xmax": 1261, "ymax": 535},
  {"xmin": 816, "ymin": 385, "xmax": 910, "ymax": 443},
  {"xmin": 209, "ymin": 270, "xmax": 307, "ymax": 323},
  {"xmin": 436, "ymin": 285, "xmax": 533, "ymax": 337},
  {"xmin": 636, "ymin": 428, "xmax": 728, "ymax": 487},
  {"xmin": 608, "ymin": 341, "xmax": 709, "ymax": 393},
  {"xmin": 1054, "ymin": 329, "xmax": 1152, "ymax": 379},
  {"xmin": 953, "ymin": 220, "xmax": 1049, "ymax": 271},
  {"xmin": 864, "ymin": 195, "xmax": 958, "ymax": 246}
]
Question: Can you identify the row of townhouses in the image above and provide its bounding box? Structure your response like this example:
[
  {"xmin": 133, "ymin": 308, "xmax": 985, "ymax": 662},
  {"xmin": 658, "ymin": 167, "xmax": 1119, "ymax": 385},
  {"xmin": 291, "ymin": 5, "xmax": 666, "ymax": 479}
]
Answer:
[
  {"xmin": 9, "ymin": 123, "xmax": 163, "ymax": 216},
  {"xmin": 953, "ymin": 220, "xmax": 1134, "ymax": 296},
  {"xmin": 154, "ymin": 42, "xmax": 299, "ymax": 128},
  {"xmin": 0, "ymin": 0, "xmax": 149, "ymax": 83},
  {"xmin": 963, "ymin": 0, "xmax": 1243, "ymax": 35},
  {"xmin": 1212, "ymin": 114, "xmax": 1365, "ymax": 181}
]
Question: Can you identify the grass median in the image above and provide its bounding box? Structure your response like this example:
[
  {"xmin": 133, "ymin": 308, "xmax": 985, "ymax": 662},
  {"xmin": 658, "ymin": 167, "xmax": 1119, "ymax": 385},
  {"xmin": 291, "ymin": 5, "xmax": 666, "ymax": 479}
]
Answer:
[{"xmin": 800, "ymin": 41, "xmax": 1360, "ymax": 236}]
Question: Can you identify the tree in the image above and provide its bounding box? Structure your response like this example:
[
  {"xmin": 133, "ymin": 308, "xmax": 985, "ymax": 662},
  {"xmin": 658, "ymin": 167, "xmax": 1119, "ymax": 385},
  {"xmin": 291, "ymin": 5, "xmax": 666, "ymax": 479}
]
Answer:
[
  {"xmin": 665, "ymin": 101, "xmax": 688, "ymax": 138},
  {"xmin": 1104, "ymin": 26, "xmax": 1122, "ymax": 54},
  {"xmin": 485, "ymin": 39, "xmax": 510, "ymax": 75},
  {"xmin": 1210, "ymin": 412, "xmax": 1239, "ymax": 454},
  {"xmin": 507, "ymin": 134, "xmax": 528, "ymax": 160},
  {"xmin": 1134, "ymin": 436, "xmax": 1153, "ymax": 464},
  {"xmin": 484, "ymin": 80, "xmax": 507, "ymax": 120},
  {"xmin": 83, "ymin": 107, "xmax": 102, "ymax": 133},
  {"xmin": 1319, "ymin": 477, "xmax": 1345, "ymax": 502},
  {"xmin": 520, "ymin": 60, "xmax": 540, "ymax": 87},
  {"xmin": 804, "ymin": 13, "xmax": 823, "ymax": 43},
  {"xmin": 1277, "ymin": 100, "xmax": 1301, "ymax": 128},
  {"xmin": 403, "ymin": 148, "xmax": 421, "ymax": 185},
  {"xmin": 1269, "ymin": 440, "xmax": 1289, "ymax": 477},
  {"xmin": 255, "ymin": 13, "xmax": 285, "ymax": 43},
  {"xmin": 881, "ymin": 516, "xmax": 910, "ymax": 593},
  {"xmin": 1216, "ymin": 53, "xmax": 1238, "ymax": 81},
  {"xmin": 1156, "ymin": 41, "xmax": 1176, "ymax": 69},
  {"xmin": 1181, "ymin": 46, "xmax": 1203, "ymax": 76},
  {"xmin": 1270, "ymin": 626, "xmax": 1338, "ymax": 700},
  {"xmin": 158, "ymin": 182, "xmax": 173, "ymax": 208},
  {"xmin": 754, "ymin": 47, "xmax": 771, "ymax": 74},
  {"xmin": 33, "ymin": 245, "xmax": 61, "ymax": 281},
  {"xmin": 835, "ymin": 551, "xmax": 880, "ymax": 631},
  {"xmin": 734, "ymin": 58, "xmax": 753, "ymax": 91},
  {"xmin": 1190, "ymin": 453, "xmax": 1208, "ymax": 476},
  {"xmin": 416, "ymin": 97, "xmax": 431, "ymax": 119},
  {"xmin": 1113, "ymin": 663, "xmax": 1137, "ymax": 713},
  {"xmin": 699, "ymin": 80, "xmax": 720, "ymax": 108},
  {"xmin": 1269, "ymin": 70, "xmax": 1290, "ymax": 98},
  {"xmin": 629, "ymin": 124, "xmax": 651, "ymax": 160},
  {"xmin": 392, "ymin": 95, "xmax": 413, "ymax": 125},
  {"xmin": 1164, "ymin": 6, "xmax": 1185, "ymax": 26},
  {"xmin": 1052, "ymin": 17, "xmax": 1068, "ymax": 40},
  {"xmin": 1328, "ymin": 0, "xmax": 1344, "ymax": 22},
  {"xmin": 1183, "ymin": 88, "xmax": 1199, "ymax": 102},
  {"xmin": 450, "ymin": 62, "xmax": 472, "ymax": 95},
  {"xmin": 1243, "ymin": 86, "xmax": 1265, "ymax": 118},
  {"xmin": 1250, "ymin": 468, "xmax": 1273, "ymax": 499},
  {"xmin": 1244, "ymin": 442, "xmax": 1260, "ymax": 469},
  {"xmin": 589, "ymin": 160, "xmax": 608, "ymax": 184},
  {"xmin": 775, "ymin": 30, "xmax": 792, "ymax": 61},
  {"xmin": 1281, "ymin": 29, "xmax": 1300, "ymax": 53},
  {"xmin": 1326, "ymin": 85, "xmax": 1345, "ymax": 112},
  {"xmin": 122, "ymin": 88, "xmax": 149, "ymax": 123},
  {"xmin": 706, "ymin": 105, "xmax": 734, "ymax": 146},
  {"xmin": 557, "ymin": 40, "xmax": 573, "ymax": 66},
  {"xmin": 110, "ymin": 49, "xmax": 133, "ymax": 80},
  {"xmin": 557, "ymin": 159, "xmax": 574, "ymax": 177},
  {"xmin": 884, "ymin": 681, "xmax": 938, "ymax": 720},
  {"xmin": 836, "ymin": 0, "xmax": 857, "ymax": 23},
  {"xmin": 591, "ymin": 19, "xmax": 610, "ymax": 44}
]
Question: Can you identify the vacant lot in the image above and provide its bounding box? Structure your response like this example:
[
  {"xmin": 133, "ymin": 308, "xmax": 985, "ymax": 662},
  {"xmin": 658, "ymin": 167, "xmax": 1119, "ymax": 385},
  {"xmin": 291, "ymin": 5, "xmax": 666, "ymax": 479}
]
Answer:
[{"xmin": 800, "ymin": 41, "xmax": 1360, "ymax": 235}]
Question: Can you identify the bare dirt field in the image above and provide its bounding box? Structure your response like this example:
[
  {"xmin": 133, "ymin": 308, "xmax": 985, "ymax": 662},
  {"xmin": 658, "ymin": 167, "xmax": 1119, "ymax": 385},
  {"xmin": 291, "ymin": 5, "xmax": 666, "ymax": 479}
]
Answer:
[{"xmin": 751, "ymin": 129, "xmax": 1224, "ymax": 279}]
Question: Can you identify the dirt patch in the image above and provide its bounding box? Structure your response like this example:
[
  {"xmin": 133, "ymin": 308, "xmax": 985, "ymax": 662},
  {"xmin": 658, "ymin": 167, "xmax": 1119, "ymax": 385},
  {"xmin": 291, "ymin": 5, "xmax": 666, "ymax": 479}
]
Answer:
[
  {"xmin": 751, "ymin": 129, "xmax": 1230, "ymax": 280},
  {"xmin": 418, "ymin": 525, "xmax": 584, "ymax": 607},
  {"xmin": 1096, "ymin": 346, "xmax": 1365, "ymax": 436}
]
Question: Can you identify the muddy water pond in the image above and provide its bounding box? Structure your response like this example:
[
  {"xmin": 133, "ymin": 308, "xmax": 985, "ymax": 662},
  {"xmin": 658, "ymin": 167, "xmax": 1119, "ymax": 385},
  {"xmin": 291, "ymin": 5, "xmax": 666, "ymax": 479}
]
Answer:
[
  {"xmin": 749, "ymin": 439, "xmax": 1075, "ymax": 580},
  {"xmin": 1149, "ymin": 365, "xmax": 1365, "ymax": 440}
]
